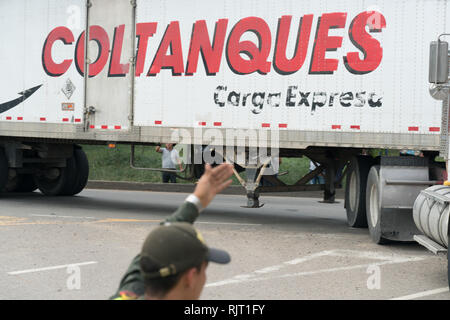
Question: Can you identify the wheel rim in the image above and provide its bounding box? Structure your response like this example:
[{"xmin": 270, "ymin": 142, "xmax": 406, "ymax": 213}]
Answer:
[
  {"xmin": 349, "ymin": 170, "xmax": 357, "ymax": 212},
  {"xmin": 35, "ymin": 167, "xmax": 66, "ymax": 195},
  {"xmin": 369, "ymin": 182, "xmax": 380, "ymax": 227}
]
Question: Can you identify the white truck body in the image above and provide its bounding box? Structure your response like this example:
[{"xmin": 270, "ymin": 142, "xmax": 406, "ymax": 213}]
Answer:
[
  {"xmin": 0, "ymin": 0, "xmax": 447, "ymax": 150},
  {"xmin": 1, "ymin": 0, "xmax": 448, "ymax": 287}
]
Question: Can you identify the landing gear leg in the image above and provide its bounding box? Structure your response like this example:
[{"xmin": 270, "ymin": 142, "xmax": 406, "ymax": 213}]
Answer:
[
  {"xmin": 242, "ymin": 167, "xmax": 264, "ymax": 208},
  {"xmin": 245, "ymin": 191, "xmax": 261, "ymax": 208}
]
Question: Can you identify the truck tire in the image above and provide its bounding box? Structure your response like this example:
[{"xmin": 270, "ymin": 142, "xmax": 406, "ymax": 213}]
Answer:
[
  {"xmin": 0, "ymin": 148, "xmax": 8, "ymax": 193},
  {"xmin": 4, "ymin": 173, "xmax": 19, "ymax": 192},
  {"xmin": 65, "ymin": 148, "xmax": 89, "ymax": 196},
  {"xmin": 15, "ymin": 174, "xmax": 38, "ymax": 193},
  {"xmin": 345, "ymin": 156, "xmax": 373, "ymax": 228},
  {"xmin": 59, "ymin": 154, "xmax": 79, "ymax": 196},
  {"xmin": 35, "ymin": 156, "xmax": 77, "ymax": 196},
  {"xmin": 5, "ymin": 174, "xmax": 37, "ymax": 193},
  {"xmin": 366, "ymin": 165, "xmax": 389, "ymax": 244}
]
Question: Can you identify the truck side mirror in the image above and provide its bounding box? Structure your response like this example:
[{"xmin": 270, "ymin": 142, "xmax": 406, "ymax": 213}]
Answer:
[{"xmin": 429, "ymin": 40, "xmax": 449, "ymax": 84}]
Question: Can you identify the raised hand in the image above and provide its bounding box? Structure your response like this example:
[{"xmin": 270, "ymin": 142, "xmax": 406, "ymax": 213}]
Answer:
[{"xmin": 193, "ymin": 163, "xmax": 234, "ymax": 209}]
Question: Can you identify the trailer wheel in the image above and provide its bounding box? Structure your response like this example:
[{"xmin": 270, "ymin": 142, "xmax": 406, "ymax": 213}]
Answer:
[
  {"xmin": 4, "ymin": 173, "xmax": 19, "ymax": 192},
  {"xmin": 366, "ymin": 165, "xmax": 389, "ymax": 244},
  {"xmin": 35, "ymin": 156, "xmax": 77, "ymax": 196},
  {"xmin": 0, "ymin": 148, "xmax": 8, "ymax": 193},
  {"xmin": 65, "ymin": 148, "xmax": 89, "ymax": 196},
  {"xmin": 5, "ymin": 174, "xmax": 38, "ymax": 193},
  {"xmin": 15, "ymin": 174, "xmax": 38, "ymax": 193},
  {"xmin": 345, "ymin": 156, "xmax": 373, "ymax": 228}
]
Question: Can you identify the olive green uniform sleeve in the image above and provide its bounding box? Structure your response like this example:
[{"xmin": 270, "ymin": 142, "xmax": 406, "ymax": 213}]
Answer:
[
  {"xmin": 163, "ymin": 201, "xmax": 199, "ymax": 224},
  {"xmin": 109, "ymin": 201, "xmax": 199, "ymax": 299}
]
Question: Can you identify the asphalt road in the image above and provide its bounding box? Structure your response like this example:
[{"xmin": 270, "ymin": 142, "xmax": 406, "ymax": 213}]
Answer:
[{"xmin": 0, "ymin": 189, "xmax": 448, "ymax": 300}]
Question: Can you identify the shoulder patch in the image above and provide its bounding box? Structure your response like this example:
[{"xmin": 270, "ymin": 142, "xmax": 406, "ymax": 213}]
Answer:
[{"xmin": 114, "ymin": 290, "xmax": 139, "ymax": 300}]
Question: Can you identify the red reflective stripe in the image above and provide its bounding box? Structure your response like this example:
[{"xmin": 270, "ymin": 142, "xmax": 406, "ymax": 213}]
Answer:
[
  {"xmin": 199, "ymin": 121, "xmax": 206, "ymax": 126},
  {"xmin": 429, "ymin": 127, "xmax": 440, "ymax": 132},
  {"xmin": 214, "ymin": 122, "xmax": 222, "ymax": 126},
  {"xmin": 155, "ymin": 120, "xmax": 162, "ymax": 125},
  {"xmin": 75, "ymin": 118, "xmax": 81, "ymax": 123},
  {"xmin": 408, "ymin": 126, "xmax": 419, "ymax": 131},
  {"xmin": 6, "ymin": 116, "xmax": 12, "ymax": 120},
  {"xmin": 278, "ymin": 123, "xmax": 287, "ymax": 128},
  {"xmin": 90, "ymin": 125, "xmax": 95, "ymax": 129},
  {"xmin": 262, "ymin": 123, "xmax": 270, "ymax": 128},
  {"xmin": 17, "ymin": 117, "xmax": 23, "ymax": 120},
  {"xmin": 350, "ymin": 125, "xmax": 360, "ymax": 130},
  {"xmin": 114, "ymin": 125, "xmax": 121, "ymax": 130},
  {"xmin": 62, "ymin": 118, "xmax": 69, "ymax": 122},
  {"xmin": 101, "ymin": 125, "xmax": 108, "ymax": 129},
  {"xmin": 332, "ymin": 125, "xmax": 341, "ymax": 129}
]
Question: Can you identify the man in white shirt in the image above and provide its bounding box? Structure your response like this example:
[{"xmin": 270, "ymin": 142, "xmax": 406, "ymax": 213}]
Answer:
[{"xmin": 156, "ymin": 143, "xmax": 182, "ymax": 183}]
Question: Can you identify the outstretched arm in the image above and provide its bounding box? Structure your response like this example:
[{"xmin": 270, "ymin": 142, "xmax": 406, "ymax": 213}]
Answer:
[
  {"xmin": 194, "ymin": 163, "xmax": 233, "ymax": 208},
  {"xmin": 166, "ymin": 163, "xmax": 233, "ymax": 224},
  {"xmin": 110, "ymin": 163, "xmax": 233, "ymax": 299}
]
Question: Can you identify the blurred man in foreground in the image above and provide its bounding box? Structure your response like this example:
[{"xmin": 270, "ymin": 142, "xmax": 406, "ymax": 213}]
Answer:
[{"xmin": 111, "ymin": 163, "xmax": 234, "ymax": 300}]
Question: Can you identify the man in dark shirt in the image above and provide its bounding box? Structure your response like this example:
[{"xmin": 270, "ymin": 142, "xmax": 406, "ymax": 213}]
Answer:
[{"xmin": 111, "ymin": 163, "xmax": 234, "ymax": 300}]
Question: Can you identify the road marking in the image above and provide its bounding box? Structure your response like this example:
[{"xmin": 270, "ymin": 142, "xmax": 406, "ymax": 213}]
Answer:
[
  {"xmin": 206, "ymin": 249, "xmax": 426, "ymax": 288},
  {"xmin": 390, "ymin": 287, "xmax": 450, "ymax": 300},
  {"xmin": 0, "ymin": 216, "xmax": 27, "ymax": 225},
  {"xmin": 0, "ymin": 215, "xmax": 61, "ymax": 227},
  {"xmin": 30, "ymin": 214, "xmax": 96, "ymax": 219},
  {"xmin": 0, "ymin": 222, "xmax": 60, "ymax": 226},
  {"xmin": 94, "ymin": 218, "xmax": 161, "ymax": 223},
  {"xmin": 197, "ymin": 221, "xmax": 261, "ymax": 226},
  {"xmin": 8, "ymin": 261, "xmax": 98, "ymax": 275},
  {"xmin": 1, "ymin": 215, "xmax": 260, "ymax": 227},
  {"xmin": 93, "ymin": 218, "xmax": 260, "ymax": 226}
]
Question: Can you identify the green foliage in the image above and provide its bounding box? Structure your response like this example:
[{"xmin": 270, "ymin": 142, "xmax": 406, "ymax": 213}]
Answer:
[
  {"xmin": 277, "ymin": 158, "xmax": 311, "ymax": 185},
  {"xmin": 368, "ymin": 148, "xmax": 399, "ymax": 157},
  {"xmin": 82, "ymin": 144, "xmax": 165, "ymax": 183},
  {"xmin": 82, "ymin": 144, "xmax": 313, "ymax": 185},
  {"xmin": 83, "ymin": 145, "xmax": 433, "ymax": 185}
]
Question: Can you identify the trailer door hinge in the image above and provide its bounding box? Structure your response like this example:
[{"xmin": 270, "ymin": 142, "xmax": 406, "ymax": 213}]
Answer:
[{"xmin": 86, "ymin": 106, "xmax": 96, "ymax": 115}]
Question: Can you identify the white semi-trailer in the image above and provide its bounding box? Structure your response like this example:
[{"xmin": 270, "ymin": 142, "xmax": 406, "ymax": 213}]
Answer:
[{"xmin": 0, "ymin": 0, "xmax": 448, "ymax": 287}]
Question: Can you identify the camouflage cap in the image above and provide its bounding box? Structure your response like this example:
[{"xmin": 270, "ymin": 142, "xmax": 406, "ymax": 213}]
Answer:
[{"xmin": 140, "ymin": 222, "xmax": 230, "ymax": 280}]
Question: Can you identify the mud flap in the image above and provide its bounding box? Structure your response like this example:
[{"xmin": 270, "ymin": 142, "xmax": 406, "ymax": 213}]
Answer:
[
  {"xmin": 380, "ymin": 208, "xmax": 420, "ymax": 241},
  {"xmin": 378, "ymin": 157, "xmax": 429, "ymax": 242}
]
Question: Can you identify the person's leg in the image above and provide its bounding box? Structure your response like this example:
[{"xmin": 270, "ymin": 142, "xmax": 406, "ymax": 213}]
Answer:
[
  {"xmin": 318, "ymin": 175, "xmax": 325, "ymax": 184},
  {"xmin": 170, "ymin": 173, "xmax": 177, "ymax": 183},
  {"xmin": 162, "ymin": 172, "xmax": 169, "ymax": 183},
  {"xmin": 262, "ymin": 176, "xmax": 274, "ymax": 187}
]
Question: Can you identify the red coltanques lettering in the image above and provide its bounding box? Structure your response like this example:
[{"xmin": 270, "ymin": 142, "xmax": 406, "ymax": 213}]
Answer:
[{"xmin": 42, "ymin": 11, "xmax": 386, "ymax": 78}]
